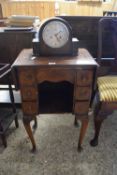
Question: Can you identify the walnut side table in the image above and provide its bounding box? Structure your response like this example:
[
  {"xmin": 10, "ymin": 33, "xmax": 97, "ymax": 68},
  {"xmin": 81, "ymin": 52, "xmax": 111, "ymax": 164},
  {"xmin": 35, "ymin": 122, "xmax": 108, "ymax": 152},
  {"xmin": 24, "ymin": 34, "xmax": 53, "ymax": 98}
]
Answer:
[{"xmin": 12, "ymin": 48, "xmax": 98, "ymax": 152}]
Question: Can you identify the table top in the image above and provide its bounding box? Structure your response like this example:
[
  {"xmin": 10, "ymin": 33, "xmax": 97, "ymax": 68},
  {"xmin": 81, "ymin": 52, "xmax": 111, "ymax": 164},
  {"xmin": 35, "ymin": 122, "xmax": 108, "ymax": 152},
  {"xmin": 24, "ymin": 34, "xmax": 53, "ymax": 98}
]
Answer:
[
  {"xmin": 0, "ymin": 27, "xmax": 35, "ymax": 33},
  {"xmin": 12, "ymin": 48, "xmax": 98, "ymax": 68}
]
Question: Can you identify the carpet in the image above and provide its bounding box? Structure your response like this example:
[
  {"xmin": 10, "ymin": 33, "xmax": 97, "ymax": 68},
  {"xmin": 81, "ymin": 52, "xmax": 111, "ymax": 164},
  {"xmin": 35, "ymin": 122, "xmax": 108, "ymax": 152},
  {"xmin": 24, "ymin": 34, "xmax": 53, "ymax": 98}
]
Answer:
[{"xmin": 0, "ymin": 111, "xmax": 117, "ymax": 175}]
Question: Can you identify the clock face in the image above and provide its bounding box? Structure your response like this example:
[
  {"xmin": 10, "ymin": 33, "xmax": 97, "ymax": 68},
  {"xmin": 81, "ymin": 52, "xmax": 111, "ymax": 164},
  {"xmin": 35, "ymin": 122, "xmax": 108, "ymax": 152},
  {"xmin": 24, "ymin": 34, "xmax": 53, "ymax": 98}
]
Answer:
[{"xmin": 42, "ymin": 21, "xmax": 70, "ymax": 48}]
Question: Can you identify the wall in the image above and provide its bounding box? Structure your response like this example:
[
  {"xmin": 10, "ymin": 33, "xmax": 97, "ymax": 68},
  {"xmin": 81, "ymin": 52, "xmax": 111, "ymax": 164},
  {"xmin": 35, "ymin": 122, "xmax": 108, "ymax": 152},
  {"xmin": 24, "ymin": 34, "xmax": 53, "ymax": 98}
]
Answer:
[
  {"xmin": 1, "ymin": 1, "xmax": 55, "ymax": 19},
  {"xmin": 0, "ymin": 0, "xmax": 117, "ymax": 20}
]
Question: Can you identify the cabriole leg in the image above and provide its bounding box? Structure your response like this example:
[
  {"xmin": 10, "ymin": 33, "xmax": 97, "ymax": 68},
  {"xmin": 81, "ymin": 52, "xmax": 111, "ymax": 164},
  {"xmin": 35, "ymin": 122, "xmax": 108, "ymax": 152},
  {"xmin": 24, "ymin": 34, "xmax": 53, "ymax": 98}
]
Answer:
[
  {"xmin": 23, "ymin": 116, "xmax": 37, "ymax": 153},
  {"xmin": 77, "ymin": 118, "xmax": 89, "ymax": 152},
  {"xmin": 74, "ymin": 116, "xmax": 79, "ymax": 127},
  {"xmin": 90, "ymin": 117, "xmax": 104, "ymax": 147}
]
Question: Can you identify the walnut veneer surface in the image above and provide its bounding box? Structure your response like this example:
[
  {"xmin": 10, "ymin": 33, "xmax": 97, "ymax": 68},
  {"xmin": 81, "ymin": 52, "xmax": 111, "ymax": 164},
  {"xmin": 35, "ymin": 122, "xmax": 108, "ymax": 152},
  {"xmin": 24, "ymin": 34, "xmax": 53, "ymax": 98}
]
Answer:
[{"xmin": 12, "ymin": 48, "xmax": 98, "ymax": 152}]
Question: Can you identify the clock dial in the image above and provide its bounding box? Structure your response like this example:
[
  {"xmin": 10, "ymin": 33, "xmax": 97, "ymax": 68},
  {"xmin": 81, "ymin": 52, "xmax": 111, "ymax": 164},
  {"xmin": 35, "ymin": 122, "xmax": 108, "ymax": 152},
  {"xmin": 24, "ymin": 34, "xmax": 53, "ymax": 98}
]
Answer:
[
  {"xmin": 32, "ymin": 17, "xmax": 78, "ymax": 56},
  {"xmin": 42, "ymin": 21, "xmax": 69, "ymax": 48}
]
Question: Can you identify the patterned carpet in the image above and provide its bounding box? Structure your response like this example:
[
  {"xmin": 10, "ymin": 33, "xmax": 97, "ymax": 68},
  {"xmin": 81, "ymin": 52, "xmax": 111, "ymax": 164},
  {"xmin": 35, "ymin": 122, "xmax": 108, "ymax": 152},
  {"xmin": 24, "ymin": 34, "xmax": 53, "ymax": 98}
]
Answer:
[{"xmin": 0, "ymin": 111, "xmax": 117, "ymax": 175}]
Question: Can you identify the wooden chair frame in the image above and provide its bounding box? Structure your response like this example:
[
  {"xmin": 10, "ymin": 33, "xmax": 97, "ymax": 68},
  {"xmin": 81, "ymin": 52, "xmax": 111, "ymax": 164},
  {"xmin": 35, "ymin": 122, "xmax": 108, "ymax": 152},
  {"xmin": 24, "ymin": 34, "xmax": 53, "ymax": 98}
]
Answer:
[
  {"xmin": 90, "ymin": 17, "xmax": 117, "ymax": 147},
  {"xmin": 0, "ymin": 63, "xmax": 19, "ymax": 147}
]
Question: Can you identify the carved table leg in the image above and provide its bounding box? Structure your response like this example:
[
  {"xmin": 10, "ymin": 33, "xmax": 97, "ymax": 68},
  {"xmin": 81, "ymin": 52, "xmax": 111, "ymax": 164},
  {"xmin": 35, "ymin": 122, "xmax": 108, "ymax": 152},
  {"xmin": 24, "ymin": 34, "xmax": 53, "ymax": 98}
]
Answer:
[
  {"xmin": 33, "ymin": 116, "xmax": 38, "ymax": 130},
  {"xmin": 77, "ymin": 118, "xmax": 89, "ymax": 152},
  {"xmin": 23, "ymin": 116, "xmax": 36, "ymax": 152}
]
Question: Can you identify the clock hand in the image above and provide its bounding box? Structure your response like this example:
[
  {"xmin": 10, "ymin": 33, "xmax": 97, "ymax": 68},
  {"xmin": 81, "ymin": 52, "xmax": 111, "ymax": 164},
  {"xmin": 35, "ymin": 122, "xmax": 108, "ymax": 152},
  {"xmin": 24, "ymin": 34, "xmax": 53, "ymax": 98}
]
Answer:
[
  {"xmin": 55, "ymin": 31, "xmax": 62, "ymax": 37},
  {"xmin": 54, "ymin": 31, "xmax": 62, "ymax": 42},
  {"xmin": 54, "ymin": 35, "xmax": 60, "ymax": 42}
]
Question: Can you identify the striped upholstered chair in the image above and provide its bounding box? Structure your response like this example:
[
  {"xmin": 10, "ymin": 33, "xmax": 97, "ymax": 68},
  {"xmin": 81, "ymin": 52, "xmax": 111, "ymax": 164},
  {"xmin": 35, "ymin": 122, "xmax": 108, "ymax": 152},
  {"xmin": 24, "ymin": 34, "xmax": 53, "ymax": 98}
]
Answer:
[{"xmin": 90, "ymin": 17, "xmax": 117, "ymax": 147}]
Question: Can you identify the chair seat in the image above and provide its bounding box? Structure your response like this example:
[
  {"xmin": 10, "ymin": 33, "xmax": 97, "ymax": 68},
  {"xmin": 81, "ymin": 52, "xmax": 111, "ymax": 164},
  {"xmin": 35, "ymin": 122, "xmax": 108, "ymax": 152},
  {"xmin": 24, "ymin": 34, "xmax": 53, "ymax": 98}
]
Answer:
[{"xmin": 98, "ymin": 76, "xmax": 117, "ymax": 102}]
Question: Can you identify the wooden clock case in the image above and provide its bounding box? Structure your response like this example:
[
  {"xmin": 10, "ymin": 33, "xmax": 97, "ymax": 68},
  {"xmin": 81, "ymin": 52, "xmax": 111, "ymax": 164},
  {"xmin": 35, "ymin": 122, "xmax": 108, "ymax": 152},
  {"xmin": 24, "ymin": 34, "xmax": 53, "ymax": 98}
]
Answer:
[{"xmin": 32, "ymin": 17, "xmax": 79, "ymax": 56}]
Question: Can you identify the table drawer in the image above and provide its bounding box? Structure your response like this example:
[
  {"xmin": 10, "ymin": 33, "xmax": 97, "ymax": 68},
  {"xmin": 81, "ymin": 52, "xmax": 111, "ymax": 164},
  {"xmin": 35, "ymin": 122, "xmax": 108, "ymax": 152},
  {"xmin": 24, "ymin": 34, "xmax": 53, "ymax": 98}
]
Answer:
[
  {"xmin": 75, "ymin": 86, "xmax": 91, "ymax": 100},
  {"xmin": 36, "ymin": 68, "xmax": 75, "ymax": 83},
  {"xmin": 21, "ymin": 86, "xmax": 38, "ymax": 101},
  {"xmin": 74, "ymin": 101, "xmax": 89, "ymax": 115},
  {"xmin": 76, "ymin": 70, "xmax": 93, "ymax": 86},
  {"xmin": 19, "ymin": 68, "xmax": 35, "ymax": 85},
  {"xmin": 22, "ymin": 102, "xmax": 38, "ymax": 115}
]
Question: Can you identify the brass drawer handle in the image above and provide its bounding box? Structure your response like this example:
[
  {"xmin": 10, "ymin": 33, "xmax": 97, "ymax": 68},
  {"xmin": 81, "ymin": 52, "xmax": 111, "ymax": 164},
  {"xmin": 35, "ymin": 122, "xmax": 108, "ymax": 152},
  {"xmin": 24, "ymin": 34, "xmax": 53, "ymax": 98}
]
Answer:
[
  {"xmin": 82, "ymin": 76, "xmax": 86, "ymax": 82},
  {"xmin": 26, "ymin": 74, "xmax": 33, "ymax": 80},
  {"xmin": 26, "ymin": 91, "xmax": 31, "ymax": 96}
]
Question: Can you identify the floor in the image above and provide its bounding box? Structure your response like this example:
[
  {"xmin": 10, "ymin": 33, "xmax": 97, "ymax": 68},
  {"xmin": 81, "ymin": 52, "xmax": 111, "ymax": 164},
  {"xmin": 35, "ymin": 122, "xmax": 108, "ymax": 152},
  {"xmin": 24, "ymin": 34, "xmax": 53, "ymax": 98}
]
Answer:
[
  {"xmin": 0, "ymin": 111, "xmax": 117, "ymax": 175},
  {"xmin": 0, "ymin": 89, "xmax": 21, "ymax": 104}
]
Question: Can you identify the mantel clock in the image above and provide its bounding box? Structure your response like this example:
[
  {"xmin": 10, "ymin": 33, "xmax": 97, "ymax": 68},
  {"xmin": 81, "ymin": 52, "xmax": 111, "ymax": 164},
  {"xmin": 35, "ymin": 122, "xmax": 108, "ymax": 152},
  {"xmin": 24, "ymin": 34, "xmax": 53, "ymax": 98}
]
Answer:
[{"xmin": 33, "ymin": 17, "xmax": 79, "ymax": 56}]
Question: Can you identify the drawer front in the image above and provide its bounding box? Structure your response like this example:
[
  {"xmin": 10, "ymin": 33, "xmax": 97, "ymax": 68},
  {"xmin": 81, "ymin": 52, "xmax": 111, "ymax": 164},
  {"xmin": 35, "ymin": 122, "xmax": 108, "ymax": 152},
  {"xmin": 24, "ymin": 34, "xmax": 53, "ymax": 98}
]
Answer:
[
  {"xmin": 74, "ymin": 101, "xmax": 89, "ymax": 115},
  {"xmin": 36, "ymin": 68, "xmax": 75, "ymax": 84},
  {"xmin": 22, "ymin": 102, "xmax": 38, "ymax": 115},
  {"xmin": 75, "ymin": 86, "xmax": 91, "ymax": 100},
  {"xmin": 76, "ymin": 70, "xmax": 93, "ymax": 86},
  {"xmin": 19, "ymin": 68, "xmax": 35, "ymax": 85},
  {"xmin": 21, "ymin": 86, "xmax": 38, "ymax": 101}
]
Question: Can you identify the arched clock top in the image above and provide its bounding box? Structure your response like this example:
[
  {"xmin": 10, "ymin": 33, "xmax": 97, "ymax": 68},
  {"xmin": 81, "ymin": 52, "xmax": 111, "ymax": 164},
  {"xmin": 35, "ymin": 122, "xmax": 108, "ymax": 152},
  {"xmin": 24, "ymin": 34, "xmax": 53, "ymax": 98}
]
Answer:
[{"xmin": 32, "ymin": 17, "xmax": 79, "ymax": 56}]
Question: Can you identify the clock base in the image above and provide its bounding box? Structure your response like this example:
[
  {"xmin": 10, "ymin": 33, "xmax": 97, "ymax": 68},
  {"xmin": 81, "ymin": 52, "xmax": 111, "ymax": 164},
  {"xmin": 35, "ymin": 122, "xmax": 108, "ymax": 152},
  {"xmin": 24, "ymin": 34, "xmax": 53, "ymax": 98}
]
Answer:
[
  {"xmin": 32, "ymin": 37, "xmax": 79, "ymax": 57},
  {"xmin": 72, "ymin": 38, "xmax": 79, "ymax": 56}
]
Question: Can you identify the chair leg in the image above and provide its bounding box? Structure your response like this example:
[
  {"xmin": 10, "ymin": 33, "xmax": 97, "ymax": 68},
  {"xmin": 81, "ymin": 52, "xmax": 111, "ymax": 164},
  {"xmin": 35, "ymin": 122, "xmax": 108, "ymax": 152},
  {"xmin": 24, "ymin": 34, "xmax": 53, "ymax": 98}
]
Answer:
[
  {"xmin": 8, "ymin": 78, "xmax": 19, "ymax": 129},
  {"xmin": 90, "ymin": 92, "xmax": 104, "ymax": 147},
  {"xmin": 90, "ymin": 117, "xmax": 104, "ymax": 147},
  {"xmin": 14, "ymin": 115, "xmax": 19, "ymax": 128},
  {"xmin": 8, "ymin": 83, "xmax": 16, "ymax": 113},
  {"xmin": 74, "ymin": 116, "xmax": 79, "ymax": 127},
  {"xmin": 1, "ymin": 134, "xmax": 7, "ymax": 147}
]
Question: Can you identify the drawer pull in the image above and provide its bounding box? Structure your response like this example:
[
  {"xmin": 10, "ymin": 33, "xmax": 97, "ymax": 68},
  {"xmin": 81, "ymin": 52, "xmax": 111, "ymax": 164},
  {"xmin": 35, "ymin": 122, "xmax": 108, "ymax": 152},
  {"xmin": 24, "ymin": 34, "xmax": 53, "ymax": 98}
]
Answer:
[
  {"xmin": 75, "ymin": 87, "xmax": 91, "ymax": 100},
  {"xmin": 76, "ymin": 70, "xmax": 93, "ymax": 86},
  {"xmin": 27, "ymin": 91, "xmax": 31, "ymax": 96},
  {"xmin": 74, "ymin": 101, "xmax": 89, "ymax": 115},
  {"xmin": 19, "ymin": 68, "xmax": 35, "ymax": 85},
  {"xmin": 26, "ymin": 74, "xmax": 33, "ymax": 80},
  {"xmin": 21, "ymin": 86, "xmax": 38, "ymax": 101}
]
